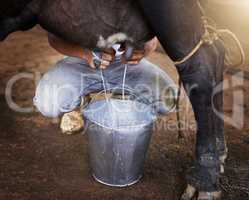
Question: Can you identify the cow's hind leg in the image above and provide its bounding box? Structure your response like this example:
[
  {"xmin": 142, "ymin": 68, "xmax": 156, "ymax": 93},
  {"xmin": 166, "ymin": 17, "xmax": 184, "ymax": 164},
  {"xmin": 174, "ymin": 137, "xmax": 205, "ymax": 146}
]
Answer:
[
  {"xmin": 212, "ymin": 41, "xmax": 228, "ymax": 171},
  {"xmin": 179, "ymin": 41, "xmax": 225, "ymax": 200},
  {"xmin": 0, "ymin": 0, "xmax": 40, "ymax": 41},
  {"xmin": 137, "ymin": 0, "xmax": 226, "ymax": 198}
]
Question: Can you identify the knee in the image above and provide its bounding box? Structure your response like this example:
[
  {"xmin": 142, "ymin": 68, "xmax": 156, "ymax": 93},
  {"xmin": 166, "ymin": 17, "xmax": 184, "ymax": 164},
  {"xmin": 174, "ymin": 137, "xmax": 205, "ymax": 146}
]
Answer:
[
  {"xmin": 33, "ymin": 77, "xmax": 62, "ymax": 118},
  {"xmin": 33, "ymin": 67, "xmax": 81, "ymax": 118},
  {"xmin": 134, "ymin": 59, "xmax": 177, "ymax": 113},
  {"xmin": 136, "ymin": 59, "xmax": 177, "ymax": 92}
]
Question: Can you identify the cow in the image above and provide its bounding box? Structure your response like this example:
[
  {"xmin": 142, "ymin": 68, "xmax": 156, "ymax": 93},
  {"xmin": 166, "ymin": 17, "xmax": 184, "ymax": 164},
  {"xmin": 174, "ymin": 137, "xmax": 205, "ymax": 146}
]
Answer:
[{"xmin": 0, "ymin": 0, "xmax": 227, "ymax": 199}]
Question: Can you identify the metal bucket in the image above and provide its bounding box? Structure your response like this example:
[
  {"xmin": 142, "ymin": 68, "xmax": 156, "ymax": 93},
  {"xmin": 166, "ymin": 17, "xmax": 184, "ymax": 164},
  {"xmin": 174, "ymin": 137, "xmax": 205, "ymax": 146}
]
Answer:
[{"xmin": 83, "ymin": 97, "xmax": 156, "ymax": 187}]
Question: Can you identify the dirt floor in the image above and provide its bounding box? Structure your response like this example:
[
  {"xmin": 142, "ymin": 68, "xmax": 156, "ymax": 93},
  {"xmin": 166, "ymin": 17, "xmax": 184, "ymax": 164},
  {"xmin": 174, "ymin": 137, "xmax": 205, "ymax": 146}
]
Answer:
[{"xmin": 0, "ymin": 27, "xmax": 249, "ymax": 200}]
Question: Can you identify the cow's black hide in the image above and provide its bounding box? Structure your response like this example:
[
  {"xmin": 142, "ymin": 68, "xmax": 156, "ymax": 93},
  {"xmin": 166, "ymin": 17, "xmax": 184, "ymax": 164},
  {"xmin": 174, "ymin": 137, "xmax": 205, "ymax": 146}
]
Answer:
[
  {"xmin": 0, "ymin": 0, "xmax": 32, "ymax": 17},
  {"xmin": 0, "ymin": 0, "xmax": 154, "ymax": 49}
]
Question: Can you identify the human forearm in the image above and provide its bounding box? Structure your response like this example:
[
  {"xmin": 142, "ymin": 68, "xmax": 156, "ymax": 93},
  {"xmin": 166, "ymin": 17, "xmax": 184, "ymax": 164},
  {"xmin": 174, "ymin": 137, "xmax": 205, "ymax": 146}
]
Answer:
[
  {"xmin": 48, "ymin": 33, "xmax": 158, "ymax": 68},
  {"xmin": 48, "ymin": 33, "xmax": 90, "ymax": 59}
]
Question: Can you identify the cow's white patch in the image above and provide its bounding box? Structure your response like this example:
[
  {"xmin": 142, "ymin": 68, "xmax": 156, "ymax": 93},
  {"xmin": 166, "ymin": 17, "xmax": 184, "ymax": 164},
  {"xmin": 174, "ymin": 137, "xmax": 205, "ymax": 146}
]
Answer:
[{"xmin": 97, "ymin": 33, "xmax": 133, "ymax": 48}]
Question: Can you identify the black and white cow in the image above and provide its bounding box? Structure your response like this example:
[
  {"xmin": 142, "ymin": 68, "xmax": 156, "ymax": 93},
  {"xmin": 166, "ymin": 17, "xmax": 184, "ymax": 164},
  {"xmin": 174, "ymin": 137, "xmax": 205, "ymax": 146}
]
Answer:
[{"xmin": 0, "ymin": 0, "xmax": 227, "ymax": 199}]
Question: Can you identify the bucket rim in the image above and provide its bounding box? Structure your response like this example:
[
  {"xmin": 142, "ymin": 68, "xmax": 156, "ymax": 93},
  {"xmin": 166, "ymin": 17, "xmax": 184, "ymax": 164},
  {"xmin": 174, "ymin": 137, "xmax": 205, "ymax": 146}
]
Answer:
[{"xmin": 83, "ymin": 99, "xmax": 157, "ymax": 130}]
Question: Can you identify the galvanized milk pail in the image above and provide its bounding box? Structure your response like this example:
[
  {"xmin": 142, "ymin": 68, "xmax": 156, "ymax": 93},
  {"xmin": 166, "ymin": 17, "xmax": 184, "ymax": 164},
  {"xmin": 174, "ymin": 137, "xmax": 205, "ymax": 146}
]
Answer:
[{"xmin": 83, "ymin": 95, "xmax": 157, "ymax": 187}]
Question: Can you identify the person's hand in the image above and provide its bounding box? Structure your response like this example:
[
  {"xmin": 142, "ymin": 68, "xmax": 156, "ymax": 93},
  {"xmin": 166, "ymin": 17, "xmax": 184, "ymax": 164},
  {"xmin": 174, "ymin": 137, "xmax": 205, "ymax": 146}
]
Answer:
[
  {"xmin": 94, "ymin": 49, "xmax": 115, "ymax": 69},
  {"xmin": 99, "ymin": 37, "xmax": 158, "ymax": 66},
  {"xmin": 121, "ymin": 37, "xmax": 158, "ymax": 65},
  {"xmin": 48, "ymin": 33, "xmax": 158, "ymax": 69},
  {"xmin": 81, "ymin": 49, "xmax": 115, "ymax": 69},
  {"xmin": 48, "ymin": 33, "xmax": 114, "ymax": 69}
]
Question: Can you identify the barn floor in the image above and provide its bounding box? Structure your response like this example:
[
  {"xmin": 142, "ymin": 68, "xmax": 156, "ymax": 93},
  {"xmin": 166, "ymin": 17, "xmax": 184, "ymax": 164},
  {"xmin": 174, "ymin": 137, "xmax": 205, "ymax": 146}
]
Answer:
[{"xmin": 0, "ymin": 27, "xmax": 249, "ymax": 200}]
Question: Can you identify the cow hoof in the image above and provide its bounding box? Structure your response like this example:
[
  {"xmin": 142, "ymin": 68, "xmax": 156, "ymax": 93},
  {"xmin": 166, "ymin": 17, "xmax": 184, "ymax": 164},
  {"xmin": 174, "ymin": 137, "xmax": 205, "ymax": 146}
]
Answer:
[
  {"xmin": 220, "ymin": 164, "xmax": 225, "ymax": 174},
  {"xmin": 181, "ymin": 185, "xmax": 221, "ymax": 200},
  {"xmin": 219, "ymin": 150, "xmax": 228, "ymax": 174},
  {"xmin": 181, "ymin": 185, "xmax": 197, "ymax": 200},
  {"xmin": 60, "ymin": 111, "xmax": 84, "ymax": 134},
  {"xmin": 219, "ymin": 152, "xmax": 228, "ymax": 164},
  {"xmin": 198, "ymin": 191, "xmax": 221, "ymax": 200}
]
